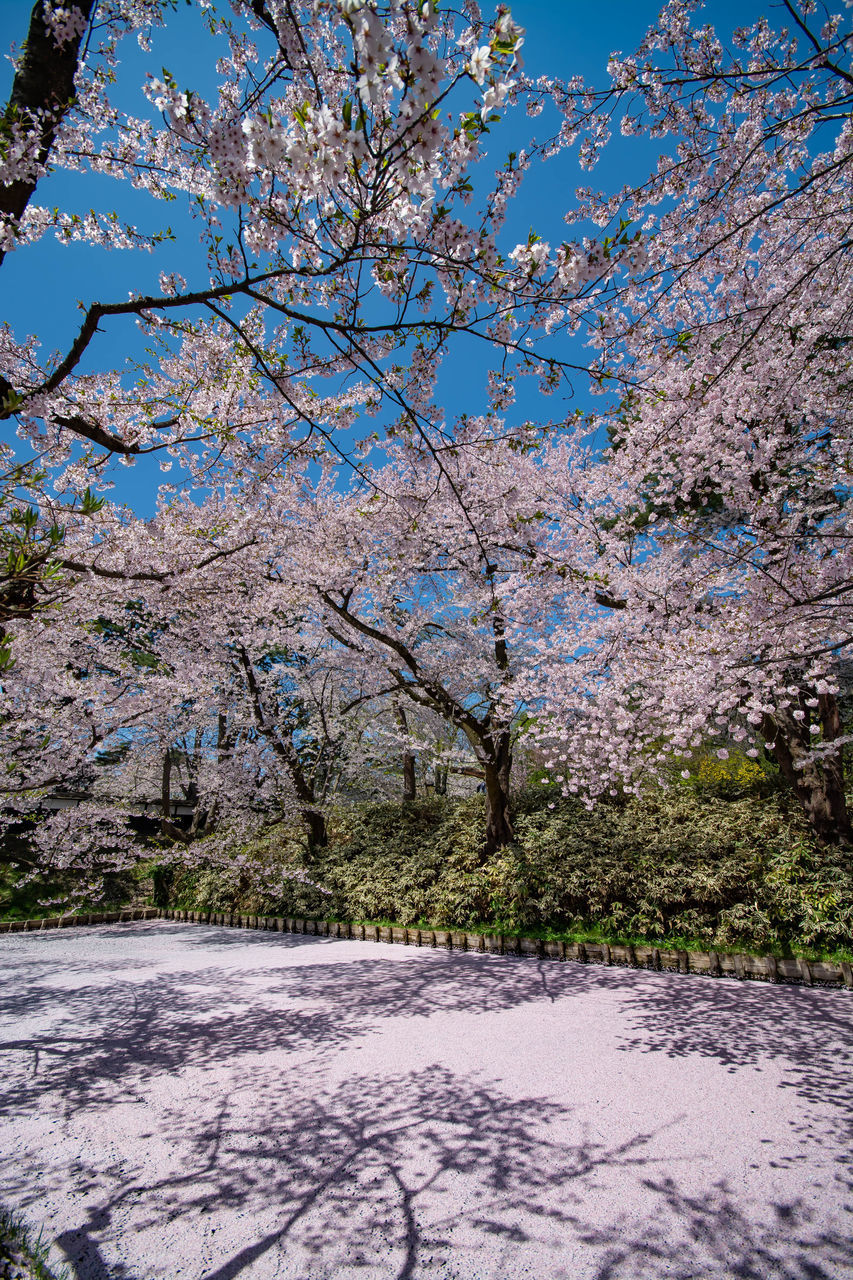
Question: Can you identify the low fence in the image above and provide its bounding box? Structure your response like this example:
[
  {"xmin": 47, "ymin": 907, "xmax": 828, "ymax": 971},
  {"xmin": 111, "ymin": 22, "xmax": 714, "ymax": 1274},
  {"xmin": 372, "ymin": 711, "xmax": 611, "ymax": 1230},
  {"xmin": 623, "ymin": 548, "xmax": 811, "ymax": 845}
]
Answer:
[{"xmin": 1, "ymin": 905, "xmax": 851, "ymax": 990}]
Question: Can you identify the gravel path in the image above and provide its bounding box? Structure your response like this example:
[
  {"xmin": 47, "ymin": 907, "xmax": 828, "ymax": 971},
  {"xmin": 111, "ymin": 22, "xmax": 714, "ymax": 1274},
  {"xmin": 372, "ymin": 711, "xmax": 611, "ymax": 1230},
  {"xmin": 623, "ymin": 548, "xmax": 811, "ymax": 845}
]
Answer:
[{"xmin": 1, "ymin": 920, "xmax": 851, "ymax": 1279}]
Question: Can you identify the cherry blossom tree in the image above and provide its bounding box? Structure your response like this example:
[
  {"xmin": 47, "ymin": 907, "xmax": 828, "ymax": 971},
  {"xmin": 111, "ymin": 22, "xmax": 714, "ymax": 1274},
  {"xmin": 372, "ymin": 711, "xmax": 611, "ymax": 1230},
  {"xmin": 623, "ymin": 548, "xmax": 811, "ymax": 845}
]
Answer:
[
  {"xmin": 0, "ymin": 0, "xmax": 629, "ymax": 492},
  {"xmin": 522, "ymin": 0, "xmax": 853, "ymax": 846},
  {"xmin": 261, "ymin": 420, "xmax": 588, "ymax": 852},
  {"xmin": 1, "ymin": 473, "xmax": 434, "ymax": 894},
  {"xmin": 0, "ymin": 0, "xmax": 621, "ymax": 893},
  {"xmin": 5, "ymin": 0, "xmax": 853, "ymax": 908},
  {"xmin": 2, "ymin": 0, "xmax": 666, "ymax": 742}
]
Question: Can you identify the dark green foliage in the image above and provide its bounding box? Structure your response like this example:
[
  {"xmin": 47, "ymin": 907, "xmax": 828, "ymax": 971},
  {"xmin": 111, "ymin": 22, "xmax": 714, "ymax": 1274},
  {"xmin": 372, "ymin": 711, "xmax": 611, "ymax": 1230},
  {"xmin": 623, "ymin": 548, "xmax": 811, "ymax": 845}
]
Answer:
[
  {"xmin": 0, "ymin": 1207, "xmax": 69, "ymax": 1280},
  {"xmin": 504, "ymin": 790, "xmax": 852, "ymax": 953},
  {"xmin": 150, "ymin": 862, "xmax": 175, "ymax": 909},
  {"xmin": 0, "ymin": 860, "xmax": 64, "ymax": 921},
  {"xmin": 167, "ymin": 788, "xmax": 853, "ymax": 959},
  {"xmin": 0, "ymin": 858, "xmax": 136, "ymax": 921}
]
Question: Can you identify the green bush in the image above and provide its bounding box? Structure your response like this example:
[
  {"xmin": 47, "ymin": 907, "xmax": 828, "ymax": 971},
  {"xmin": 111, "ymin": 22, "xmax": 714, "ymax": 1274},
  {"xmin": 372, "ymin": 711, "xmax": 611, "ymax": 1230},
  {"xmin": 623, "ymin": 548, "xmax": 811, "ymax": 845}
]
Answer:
[
  {"xmin": 165, "ymin": 788, "xmax": 853, "ymax": 959},
  {"xmin": 673, "ymin": 745, "xmax": 782, "ymax": 800},
  {"xmin": 0, "ymin": 860, "xmax": 136, "ymax": 921},
  {"xmin": 506, "ymin": 790, "xmax": 853, "ymax": 953}
]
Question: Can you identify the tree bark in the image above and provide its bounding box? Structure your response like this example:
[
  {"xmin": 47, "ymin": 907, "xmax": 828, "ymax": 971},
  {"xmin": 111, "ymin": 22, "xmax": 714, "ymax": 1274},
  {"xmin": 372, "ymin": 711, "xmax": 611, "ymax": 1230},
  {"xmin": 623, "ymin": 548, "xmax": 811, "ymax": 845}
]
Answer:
[
  {"xmin": 302, "ymin": 807, "xmax": 327, "ymax": 851},
  {"xmin": 237, "ymin": 645, "xmax": 327, "ymax": 850},
  {"xmin": 394, "ymin": 703, "xmax": 416, "ymax": 801},
  {"xmin": 763, "ymin": 697, "xmax": 851, "ymax": 846},
  {"xmin": 1, "ymin": 1, "xmax": 96, "ymax": 266},
  {"xmin": 476, "ymin": 730, "xmax": 514, "ymax": 854}
]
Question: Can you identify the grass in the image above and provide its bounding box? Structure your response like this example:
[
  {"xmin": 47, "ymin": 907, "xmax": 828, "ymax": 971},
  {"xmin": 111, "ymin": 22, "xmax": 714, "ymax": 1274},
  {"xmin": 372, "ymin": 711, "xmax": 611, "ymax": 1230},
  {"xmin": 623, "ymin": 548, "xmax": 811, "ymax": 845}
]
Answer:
[
  {"xmin": 318, "ymin": 915, "xmax": 853, "ymax": 966},
  {"xmin": 0, "ymin": 1208, "xmax": 69, "ymax": 1280}
]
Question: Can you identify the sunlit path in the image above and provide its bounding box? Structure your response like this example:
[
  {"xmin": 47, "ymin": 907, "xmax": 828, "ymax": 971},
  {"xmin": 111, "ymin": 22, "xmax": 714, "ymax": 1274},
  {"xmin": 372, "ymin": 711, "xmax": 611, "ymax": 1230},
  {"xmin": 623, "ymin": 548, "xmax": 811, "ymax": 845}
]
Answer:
[{"xmin": 1, "ymin": 921, "xmax": 851, "ymax": 1280}]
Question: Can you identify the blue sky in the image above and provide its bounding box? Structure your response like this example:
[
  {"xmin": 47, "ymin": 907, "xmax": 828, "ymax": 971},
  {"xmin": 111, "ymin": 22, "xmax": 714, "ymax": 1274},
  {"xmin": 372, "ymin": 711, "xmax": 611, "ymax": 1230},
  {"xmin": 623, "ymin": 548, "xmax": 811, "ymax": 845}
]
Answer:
[{"xmin": 0, "ymin": 0, "xmax": 755, "ymax": 514}]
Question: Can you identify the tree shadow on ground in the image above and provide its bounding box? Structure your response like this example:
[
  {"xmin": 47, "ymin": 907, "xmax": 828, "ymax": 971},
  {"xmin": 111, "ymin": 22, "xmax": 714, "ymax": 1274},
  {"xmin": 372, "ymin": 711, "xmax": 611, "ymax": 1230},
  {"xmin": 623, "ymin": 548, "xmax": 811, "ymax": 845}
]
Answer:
[
  {"xmin": 0, "ymin": 923, "xmax": 630, "ymax": 1115},
  {"xmin": 5, "ymin": 1061, "xmax": 851, "ymax": 1280},
  {"xmin": 580, "ymin": 1175, "xmax": 853, "ymax": 1280},
  {"xmin": 0, "ymin": 924, "xmax": 851, "ymax": 1279},
  {"xmin": 611, "ymin": 974, "xmax": 853, "ymax": 1195},
  {"xmin": 2, "ymin": 923, "xmax": 851, "ymax": 1117}
]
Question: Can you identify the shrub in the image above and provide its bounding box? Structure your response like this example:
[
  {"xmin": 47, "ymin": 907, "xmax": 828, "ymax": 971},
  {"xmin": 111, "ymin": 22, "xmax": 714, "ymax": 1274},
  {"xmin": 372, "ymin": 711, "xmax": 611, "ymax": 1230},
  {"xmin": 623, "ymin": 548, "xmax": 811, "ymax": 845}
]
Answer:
[{"xmin": 159, "ymin": 788, "xmax": 853, "ymax": 958}]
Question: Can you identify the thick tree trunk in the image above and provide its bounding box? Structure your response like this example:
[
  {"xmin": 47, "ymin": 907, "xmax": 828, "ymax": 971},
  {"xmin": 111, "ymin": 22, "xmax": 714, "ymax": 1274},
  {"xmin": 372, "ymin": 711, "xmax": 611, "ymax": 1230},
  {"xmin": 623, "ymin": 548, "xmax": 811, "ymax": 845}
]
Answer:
[
  {"xmin": 481, "ymin": 732, "xmax": 514, "ymax": 854},
  {"xmin": 763, "ymin": 697, "xmax": 851, "ymax": 846},
  {"xmin": 282, "ymin": 757, "xmax": 327, "ymax": 850},
  {"xmin": 394, "ymin": 703, "xmax": 416, "ymax": 801},
  {"xmin": 402, "ymin": 752, "xmax": 417, "ymax": 802},
  {"xmin": 302, "ymin": 806, "xmax": 327, "ymax": 850},
  {"xmin": 480, "ymin": 615, "xmax": 516, "ymax": 853}
]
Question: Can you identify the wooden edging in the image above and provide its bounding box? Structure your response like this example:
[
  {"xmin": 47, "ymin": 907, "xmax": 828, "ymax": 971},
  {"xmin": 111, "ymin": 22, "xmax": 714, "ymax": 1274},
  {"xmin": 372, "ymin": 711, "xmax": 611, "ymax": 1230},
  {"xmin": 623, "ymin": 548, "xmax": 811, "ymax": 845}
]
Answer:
[
  {"xmin": 0, "ymin": 907, "xmax": 160, "ymax": 932},
  {"xmin": 2, "ymin": 907, "xmax": 851, "ymax": 990}
]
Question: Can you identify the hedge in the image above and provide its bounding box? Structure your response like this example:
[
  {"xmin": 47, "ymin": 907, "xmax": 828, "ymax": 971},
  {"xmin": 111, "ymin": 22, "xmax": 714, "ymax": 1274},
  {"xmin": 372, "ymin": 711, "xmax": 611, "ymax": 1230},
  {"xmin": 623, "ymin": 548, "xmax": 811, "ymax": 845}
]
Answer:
[{"xmin": 162, "ymin": 787, "xmax": 853, "ymax": 961}]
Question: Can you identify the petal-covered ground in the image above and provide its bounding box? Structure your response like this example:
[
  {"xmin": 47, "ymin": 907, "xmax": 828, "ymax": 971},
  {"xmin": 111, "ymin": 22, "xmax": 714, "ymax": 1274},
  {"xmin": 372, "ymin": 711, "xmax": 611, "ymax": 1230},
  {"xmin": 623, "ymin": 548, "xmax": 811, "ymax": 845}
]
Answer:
[{"xmin": 1, "ymin": 921, "xmax": 851, "ymax": 1279}]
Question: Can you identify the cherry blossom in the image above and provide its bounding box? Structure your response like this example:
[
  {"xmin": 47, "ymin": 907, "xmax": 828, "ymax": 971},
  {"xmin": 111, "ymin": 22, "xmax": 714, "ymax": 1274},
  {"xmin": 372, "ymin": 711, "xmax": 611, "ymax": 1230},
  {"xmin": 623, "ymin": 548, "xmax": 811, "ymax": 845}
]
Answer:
[
  {"xmin": 3, "ymin": 0, "xmax": 851, "ymax": 905},
  {"xmin": 520, "ymin": 0, "xmax": 853, "ymax": 845}
]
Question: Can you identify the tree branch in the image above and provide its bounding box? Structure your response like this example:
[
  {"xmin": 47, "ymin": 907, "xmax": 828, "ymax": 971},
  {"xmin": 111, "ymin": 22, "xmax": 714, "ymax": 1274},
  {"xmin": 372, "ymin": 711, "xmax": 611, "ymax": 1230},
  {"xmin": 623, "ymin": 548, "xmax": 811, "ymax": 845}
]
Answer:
[{"xmin": 0, "ymin": 0, "xmax": 96, "ymax": 266}]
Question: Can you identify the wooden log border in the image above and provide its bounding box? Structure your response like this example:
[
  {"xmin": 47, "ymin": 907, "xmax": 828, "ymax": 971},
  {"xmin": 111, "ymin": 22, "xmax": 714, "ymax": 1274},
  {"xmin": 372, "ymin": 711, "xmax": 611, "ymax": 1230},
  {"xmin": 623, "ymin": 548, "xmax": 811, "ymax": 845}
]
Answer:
[{"xmin": 1, "ymin": 907, "xmax": 850, "ymax": 991}]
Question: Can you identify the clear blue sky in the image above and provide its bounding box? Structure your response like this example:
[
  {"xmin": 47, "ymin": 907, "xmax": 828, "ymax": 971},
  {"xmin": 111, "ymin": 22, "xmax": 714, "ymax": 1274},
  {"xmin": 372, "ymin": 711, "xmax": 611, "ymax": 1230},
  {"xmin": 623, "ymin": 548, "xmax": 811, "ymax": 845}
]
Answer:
[{"xmin": 0, "ymin": 0, "xmax": 756, "ymax": 514}]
